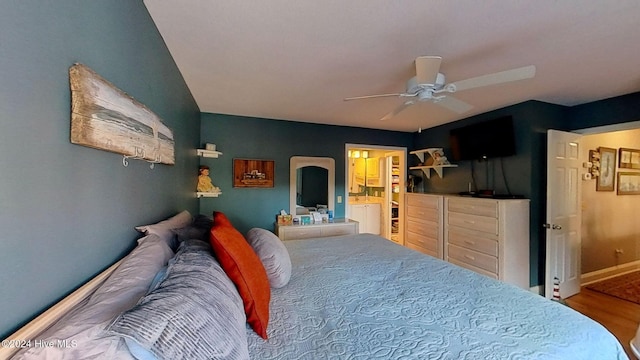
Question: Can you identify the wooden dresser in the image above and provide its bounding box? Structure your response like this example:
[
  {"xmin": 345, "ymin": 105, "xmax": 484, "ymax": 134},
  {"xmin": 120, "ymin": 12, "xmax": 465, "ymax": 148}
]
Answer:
[
  {"xmin": 405, "ymin": 193, "xmax": 443, "ymax": 258},
  {"xmin": 404, "ymin": 193, "xmax": 530, "ymax": 289},
  {"xmin": 275, "ymin": 219, "xmax": 359, "ymax": 240}
]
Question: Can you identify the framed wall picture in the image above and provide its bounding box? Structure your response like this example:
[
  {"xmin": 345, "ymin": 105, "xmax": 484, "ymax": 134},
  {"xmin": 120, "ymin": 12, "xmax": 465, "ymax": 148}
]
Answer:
[
  {"xmin": 233, "ymin": 159, "xmax": 275, "ymax": 188},
  {"xmin": 617, "ymin": 172, "xmax": 640, "ymax": 195},
  {"xmin": 618, "ymin": 148, "xmax": 640, "ymax": 169},
  {"xmin": 596, "ymin": 147, "xmax": 616, "ymax": 191}
]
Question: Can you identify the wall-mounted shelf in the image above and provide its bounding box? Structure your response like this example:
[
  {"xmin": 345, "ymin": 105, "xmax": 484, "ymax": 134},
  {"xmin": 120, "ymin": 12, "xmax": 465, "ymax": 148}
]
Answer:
[
  {"xmin": 197, "ymin": 149, "xmax": 223, "ymax": 158},
  {"xmin": 409, "ymin": 164, "xmax": 458, "ymax": 179},
  {"xmin": 197, "ymin": 147, "xmax": 222, "ymax": 197},
  {"xmin": 197, "ymin": 191, "xmax": 221, "ymax": 198},
  {"xmin": 409, "ymin": 148, "xmax": 457, "ymax": 178}
]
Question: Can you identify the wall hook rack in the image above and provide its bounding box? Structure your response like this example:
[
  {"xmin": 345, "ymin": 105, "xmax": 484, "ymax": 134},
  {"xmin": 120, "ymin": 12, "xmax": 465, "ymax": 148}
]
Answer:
[{"xmin": 122, "ymin": 147, "xmax": 160, "ymax": 169}]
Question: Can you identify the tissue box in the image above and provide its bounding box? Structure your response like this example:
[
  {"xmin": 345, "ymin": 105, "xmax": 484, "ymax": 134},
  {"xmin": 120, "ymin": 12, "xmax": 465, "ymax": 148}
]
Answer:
[{"xmin": 276, "ymin": 214, "xmax": 293, "ymax": 225}]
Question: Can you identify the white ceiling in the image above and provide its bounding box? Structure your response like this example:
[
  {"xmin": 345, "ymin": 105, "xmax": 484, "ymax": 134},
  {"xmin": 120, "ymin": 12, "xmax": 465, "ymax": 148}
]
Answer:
[{"xmin": 144, "ymin": 1, "xmax": 640, "ymax": 133}]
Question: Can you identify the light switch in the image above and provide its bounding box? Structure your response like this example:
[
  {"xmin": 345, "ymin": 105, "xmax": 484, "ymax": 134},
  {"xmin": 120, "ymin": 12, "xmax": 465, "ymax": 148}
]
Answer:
[{"xmin": 337, "ymin": 196, "xmax": 342, "ymax": 203}]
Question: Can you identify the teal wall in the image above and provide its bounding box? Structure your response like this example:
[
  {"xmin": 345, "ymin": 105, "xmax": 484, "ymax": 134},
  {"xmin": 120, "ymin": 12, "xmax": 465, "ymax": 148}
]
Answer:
[
  {"xmin": 568, "ymin": 91, "xmax": 640, "ymax": 129},
  {"xmin": 0, "ymin": 1, "xmax": 200, "ymax": 338},
  {"xmin": 199, "ymin": 114, "xmax": 413, "ymax": 234}
]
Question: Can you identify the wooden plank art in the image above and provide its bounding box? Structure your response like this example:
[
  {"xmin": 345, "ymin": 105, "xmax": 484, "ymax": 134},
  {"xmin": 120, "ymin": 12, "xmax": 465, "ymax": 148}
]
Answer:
[
  {"xmin": 69, "ymin": 63, "xmax": 175, "ymax": 165},
  {"xmin": 233, "ymin": 159, "xmax": 275, "ymax": 188}
]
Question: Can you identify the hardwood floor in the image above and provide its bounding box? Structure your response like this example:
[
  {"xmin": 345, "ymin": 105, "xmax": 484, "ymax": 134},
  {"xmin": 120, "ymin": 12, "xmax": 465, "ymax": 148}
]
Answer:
[{"xmin": 565, "ymin": 287, "xmax": 640, "ymax": 359}]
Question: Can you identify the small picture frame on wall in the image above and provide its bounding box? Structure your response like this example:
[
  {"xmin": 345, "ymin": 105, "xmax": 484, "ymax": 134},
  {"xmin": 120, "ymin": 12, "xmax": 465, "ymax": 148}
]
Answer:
[
  {"xmin": 618, "ymin": 148, "xmax": 640, "ymax": 169},
  {"xmin": 617, "ymin": 172, "xmax": 640, "ymax": 195},
  {"xmin": 596, "ymin": 147, "xmax": 616, "ymax": 192},
  {"xmin": 233, "ymin": 158, "xmax": 275, "ymax": 188}
]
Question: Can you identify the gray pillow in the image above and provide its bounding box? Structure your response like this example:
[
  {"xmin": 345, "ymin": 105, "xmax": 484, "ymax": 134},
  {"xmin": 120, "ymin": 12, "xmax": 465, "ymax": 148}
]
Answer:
[
  {"xmin": 12, "ymin": 234, "xmax": 175, "ymax": 359},
  {"xmin": 172, "ymin": 214, "xmax": 213, "ymax": 243},
  {"xmin": 108, "ymin": 239, "xmax": 249, "ymax": 360},
  {"xmin": 135, "ymin": 210, "xmax": 193, "ymax": 248},
  {"xmin": 245, "ymin": 228, "xmax": 292, "ymax": 288}
]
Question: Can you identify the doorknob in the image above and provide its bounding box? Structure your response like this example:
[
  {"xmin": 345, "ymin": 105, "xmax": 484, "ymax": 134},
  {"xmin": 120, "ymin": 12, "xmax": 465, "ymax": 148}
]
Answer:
[{"xmin": 552, "ymin": 224, "xmax": 562, "ymax": 230}]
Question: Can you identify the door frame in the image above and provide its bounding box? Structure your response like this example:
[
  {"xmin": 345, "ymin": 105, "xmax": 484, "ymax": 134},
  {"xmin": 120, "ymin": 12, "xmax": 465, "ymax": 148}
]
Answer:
[
  {"xmin": 544, "ymin": 120, "xmax": 640, "ymax": 297},
  {"xmin": 345, "ymin": 144, "xmax": 407, "ymax": 238}
]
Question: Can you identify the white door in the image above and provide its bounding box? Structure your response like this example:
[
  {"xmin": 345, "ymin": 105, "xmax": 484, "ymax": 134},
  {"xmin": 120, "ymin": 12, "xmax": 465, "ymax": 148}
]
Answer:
[{"xmin": 545, "ymin": 130, "xmax": 582, "ymax": 299}]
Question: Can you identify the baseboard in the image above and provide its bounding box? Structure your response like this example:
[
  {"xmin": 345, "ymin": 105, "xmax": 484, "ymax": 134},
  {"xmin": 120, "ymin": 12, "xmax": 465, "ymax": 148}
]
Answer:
[{"xmin": 581, "ymin": 260, "xmax": 640, "ymax": 286}]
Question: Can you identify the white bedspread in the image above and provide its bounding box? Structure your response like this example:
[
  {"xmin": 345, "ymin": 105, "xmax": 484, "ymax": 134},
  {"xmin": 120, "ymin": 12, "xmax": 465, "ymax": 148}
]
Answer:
[{"xmin": 247, "ymin": 234, "xmax": 628, "ymax": 360}]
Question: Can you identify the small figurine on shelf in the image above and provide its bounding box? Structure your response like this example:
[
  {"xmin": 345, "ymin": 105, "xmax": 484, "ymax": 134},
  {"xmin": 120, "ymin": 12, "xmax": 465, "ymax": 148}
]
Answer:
[
  {"xmin": 431, "ymin": 149, "xmax": 451, "ymax": 166},
  {"xmin": 197, "ymin": 165, "xmax": 220, "ymax": 193}
]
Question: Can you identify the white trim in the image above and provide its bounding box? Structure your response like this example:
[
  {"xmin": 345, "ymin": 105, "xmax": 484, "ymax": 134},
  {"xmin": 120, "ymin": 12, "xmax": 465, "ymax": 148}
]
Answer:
[
  {"xmin": 631, "ymin": 338, "xmax": 640, "ymax": 359},
  {"xmin": 580, "ymin": 260, "xmax": 640, "ymax": 286},
  {"xmin": 529, "ymin": 285, "xmax": 544, "ymax": 296},
  {"xmin": 0, "ymin": 259, "xmax": 123, "ymax": 360},
  {"xmin": 574, "ymin": 120, "xmax": 640, "ymax": 135}
]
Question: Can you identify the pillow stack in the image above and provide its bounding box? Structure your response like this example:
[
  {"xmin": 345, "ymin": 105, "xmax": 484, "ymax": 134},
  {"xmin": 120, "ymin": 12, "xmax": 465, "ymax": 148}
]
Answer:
[{"xmin": 109, "ymin": 239, "xmax": 249, "ymax": 359}]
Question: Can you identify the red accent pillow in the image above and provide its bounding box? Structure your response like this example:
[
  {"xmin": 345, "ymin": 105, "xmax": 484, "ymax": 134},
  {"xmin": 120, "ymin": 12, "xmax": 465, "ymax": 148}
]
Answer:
[{"xmin": 210, "ymin": 211, "xmax": 270, "ymax": 339}]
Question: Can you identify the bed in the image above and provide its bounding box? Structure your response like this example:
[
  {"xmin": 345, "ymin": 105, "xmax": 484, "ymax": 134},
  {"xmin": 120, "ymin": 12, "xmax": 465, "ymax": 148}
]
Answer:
[{"xmin": 4, "ymin": 211, "xmax": 628, "ymax": 360}]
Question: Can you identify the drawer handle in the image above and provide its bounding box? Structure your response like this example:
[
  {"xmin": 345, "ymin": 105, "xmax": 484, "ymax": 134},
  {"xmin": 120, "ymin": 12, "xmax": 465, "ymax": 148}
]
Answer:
[
  {"xmin": 464, "ymin": 240, "xmax": 476, "ymax": 245},
  {"xmin": 464, "ymin": 254, "xmax": 476, "ymax": 261},
  {"xmin": 463, "ymin": 220, "xmax": 475, "ymax": 224}
]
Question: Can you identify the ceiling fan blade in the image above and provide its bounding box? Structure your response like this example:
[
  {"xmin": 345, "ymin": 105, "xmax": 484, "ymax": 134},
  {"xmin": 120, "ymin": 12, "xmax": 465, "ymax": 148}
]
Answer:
[
  {"xmin": 449, "ymin": 65, "xmax": 536, "ymax": 92},
  {"xmin": 415, "ymin": 56, "xmax": 442, "ymax": 85},
  {"xmin": 380, "ymin": 100, "xmax": 415, "ymax": 121},
  {"xmin": 434, "ymin": 95, "xmax": 473, "ymax": 114},
  {"xmin": 344, "ymin": 93, "xmax": 404, "ymax": 101}
]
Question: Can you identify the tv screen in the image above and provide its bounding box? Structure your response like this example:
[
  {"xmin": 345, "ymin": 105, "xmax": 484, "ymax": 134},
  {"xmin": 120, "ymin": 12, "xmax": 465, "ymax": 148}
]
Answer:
[{"xmin": 449, "ymin": 116, "xmax": 516, "ymax": 161}]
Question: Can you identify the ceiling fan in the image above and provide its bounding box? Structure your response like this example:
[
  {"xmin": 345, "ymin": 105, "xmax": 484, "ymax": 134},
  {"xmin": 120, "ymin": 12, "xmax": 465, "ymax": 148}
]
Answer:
[{"xmin": 344, "ymin": 56, "xmax": 536, "ymax": 121}]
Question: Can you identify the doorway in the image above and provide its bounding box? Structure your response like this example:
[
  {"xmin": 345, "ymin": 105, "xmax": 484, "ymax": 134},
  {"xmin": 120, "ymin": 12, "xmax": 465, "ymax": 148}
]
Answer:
[
  {"xmin": 345, "ymin": 144, "xmax": 407, "ymax": 244},
  {"xmin": 546, "ymin": 121, "xmax": 640, "ymax": 298}
]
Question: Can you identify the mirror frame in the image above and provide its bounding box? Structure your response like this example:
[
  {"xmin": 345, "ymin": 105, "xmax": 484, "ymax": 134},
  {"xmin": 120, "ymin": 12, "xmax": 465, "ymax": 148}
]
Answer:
[{"xmin": 290, "ymin": 156, "xmax": 335, "ymax": 217}]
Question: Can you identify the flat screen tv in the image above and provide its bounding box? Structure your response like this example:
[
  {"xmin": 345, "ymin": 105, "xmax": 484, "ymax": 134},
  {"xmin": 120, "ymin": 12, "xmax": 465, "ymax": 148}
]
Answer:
[{"xmin": 449, "ymin": 116, "xmax": 516, "ymax": 161}]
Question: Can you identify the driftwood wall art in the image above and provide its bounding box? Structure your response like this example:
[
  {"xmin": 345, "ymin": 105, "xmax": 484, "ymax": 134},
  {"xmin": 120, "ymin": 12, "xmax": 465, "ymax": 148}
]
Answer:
[{"xmin": 69, "ymin": 63, "xmax": 175, "ymax": 165}]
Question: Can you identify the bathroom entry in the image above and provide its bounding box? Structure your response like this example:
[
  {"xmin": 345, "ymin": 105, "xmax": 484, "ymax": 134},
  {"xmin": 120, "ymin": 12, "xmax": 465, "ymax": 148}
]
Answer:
[{"xmin": 345, "ymin": 144, "xmax": 407, "ymax": 245}]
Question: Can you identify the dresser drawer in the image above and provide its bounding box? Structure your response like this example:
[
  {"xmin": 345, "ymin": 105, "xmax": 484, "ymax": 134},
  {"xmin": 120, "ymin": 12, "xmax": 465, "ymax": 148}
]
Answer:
[
  {"xmin": 405, "ymin": 230, "xmax": 438, "ymax": 253},
  {"xmin": 407, "ymin": 194, "xmax": 440, "ymax": 209},
  {"xmin": 448, "ymin": 244, "xmax": 498, "ymax": 275},
  {"xmin": 448, "ymin": 198, "xmax": 498, "ymax": 218},
  {"xmin": 447, "ymin": 228, "xmax": 498, "ymax": 257},
  {"xmin": 448, "ymin": 258, "xmax": 498, "ymax": 280},
  {"xmin": 447, "ymin": 212, "xmax": 498, "ymax": 235},
  {"xmin": 406, "ymin": 218, "xmax": 439, "ymax": 238},
  {"xmin": 322, "ymin": 225, "xmax": 356, "ymax": 237},
  {"xmin": 406, "ymin": 205, "xmax": 439, "ymax": 222},
  {"xmin": 406, "ymin": 242, "xmax": 438, "ymax": 258},
  {"xmin": 281, "ymin": 227, "xmax": 322, "ymax": 240}
]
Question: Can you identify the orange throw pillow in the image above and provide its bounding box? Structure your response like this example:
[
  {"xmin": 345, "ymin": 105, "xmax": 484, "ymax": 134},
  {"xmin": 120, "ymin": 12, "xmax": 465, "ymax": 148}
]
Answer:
[{"xmin": 210, "ymin": 211, "xmax": 270, "ymax": 339}]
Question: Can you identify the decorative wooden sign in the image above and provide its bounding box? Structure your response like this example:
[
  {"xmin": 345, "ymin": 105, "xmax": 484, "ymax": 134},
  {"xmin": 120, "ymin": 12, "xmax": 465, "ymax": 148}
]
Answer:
[
  {"xmin": 233, "ymin": 159, "xmax": 274, "ymax": 188},
  {"xmin": 69, "ymin": 63, "xmax": 175, "ymax": 165}
]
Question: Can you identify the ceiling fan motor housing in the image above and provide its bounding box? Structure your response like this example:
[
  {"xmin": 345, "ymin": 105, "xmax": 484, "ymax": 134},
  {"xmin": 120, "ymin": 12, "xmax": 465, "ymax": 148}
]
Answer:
[{"xmin": 406, "ymin": 73, "xmax": 446, "ymax": 93}]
